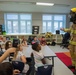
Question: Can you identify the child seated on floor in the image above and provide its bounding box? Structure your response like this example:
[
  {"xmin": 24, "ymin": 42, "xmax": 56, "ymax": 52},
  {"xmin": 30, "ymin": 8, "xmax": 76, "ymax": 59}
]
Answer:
[
  {"xmin": 40, "ymin": 36, "xmax": 46, "ymax": 46},
  {"xmin": 51, "ymin": 39, "xmax": 56, "ymax": 46},
  {"xmin": 32, "ymin": 36, "xmax": 40, "ymax": 44}
]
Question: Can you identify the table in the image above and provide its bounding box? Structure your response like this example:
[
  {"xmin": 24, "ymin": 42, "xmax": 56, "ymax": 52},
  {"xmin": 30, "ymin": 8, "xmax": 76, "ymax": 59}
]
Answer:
[{"xmin": 22, "ymin": 45, "xmax": 56, "ymax": 66}]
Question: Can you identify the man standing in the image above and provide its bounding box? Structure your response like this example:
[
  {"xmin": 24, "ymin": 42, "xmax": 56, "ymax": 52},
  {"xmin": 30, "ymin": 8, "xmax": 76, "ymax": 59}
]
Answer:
[{"xmin": 61, "ymin": 8, "xmax": 76, "ymax": 74}]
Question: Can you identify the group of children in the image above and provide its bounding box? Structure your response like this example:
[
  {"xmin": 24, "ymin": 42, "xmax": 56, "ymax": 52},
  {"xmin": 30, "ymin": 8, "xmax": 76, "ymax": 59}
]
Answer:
[
  {"xmin": 0, "ymin": 36, "xmax": 29, "ymax": 75},
  {"xmin": 0, "ymin": 36, "xmax": 51, "ymax": 75}
]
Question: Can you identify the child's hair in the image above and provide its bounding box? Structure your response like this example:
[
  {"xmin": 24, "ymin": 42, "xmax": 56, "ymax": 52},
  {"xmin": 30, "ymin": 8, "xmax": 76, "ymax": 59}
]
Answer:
[
  {"xmin": 13, "ymin": 44, "xmax": 21, "ymax": 60},
  {"xmin": 12, "ymin": 39, "xmax": 20, "ymax": 48},
  {"xmin": 0, "ymin": 44, "xmax": 1, "ymax": 48},
  {"xmin": 22, "ymin": 38, "xmax": 27, "ymax": 43},
  {"xmin": 5, "ymin": 41, "xmax": 12, "ymax": 50},
  {"xmin": 42, "ymin": 36, "xmax": 45, "ymax": 38},
  {"xmin": 0, "ymin": 62, "xmax": 13, "ymax": 75},
  {"xmin": 33, "ymin": 36, "xmax": 37, "ymax": 39},
  {"xmin": 1, "ymin": 44, "xmax": 5, "ymax": 49},
  {"xmin": 32, "ymin": 42, "xmax": 39, "ymax": 51}
]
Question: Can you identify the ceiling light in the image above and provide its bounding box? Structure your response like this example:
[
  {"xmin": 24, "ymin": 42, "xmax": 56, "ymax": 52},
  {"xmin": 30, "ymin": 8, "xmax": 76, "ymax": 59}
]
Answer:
[{"xmin": 36, "ymin": 2, "xmax": 54, "ymax": 6}]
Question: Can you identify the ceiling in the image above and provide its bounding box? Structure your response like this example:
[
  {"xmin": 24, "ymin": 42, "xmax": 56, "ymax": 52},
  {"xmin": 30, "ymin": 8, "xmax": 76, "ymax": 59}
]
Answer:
[{"xmin": 0, "ymin": 0, "xmax": 76, "ymax": 13}]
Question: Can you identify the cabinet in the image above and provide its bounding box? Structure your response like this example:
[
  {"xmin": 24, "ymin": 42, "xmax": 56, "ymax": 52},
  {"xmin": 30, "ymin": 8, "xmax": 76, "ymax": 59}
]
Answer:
[
  {"xmin": 32, "ymin": 26, "xmax": 39, "ymax": 34},
  {"xmin": 43, "ymin": 34, "xmax": 62, "ymax": 44},
  {"xmin": 0, "ymin": 25, "xmax": 2, "ymax": 35},
  {"xmin": 45, "ymin": 34, "xmax": 63, "ymax": 44},
  {"xmin": 54, "ymin": 34, "xmax": 63, "ymax": 44},
  {"xmin": 0, "ymin": 34, "xmax": 63, "ymax": 44}
]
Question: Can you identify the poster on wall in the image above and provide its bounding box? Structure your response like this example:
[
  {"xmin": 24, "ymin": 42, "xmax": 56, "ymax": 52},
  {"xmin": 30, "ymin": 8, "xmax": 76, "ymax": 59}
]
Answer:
[
  {"xmin": 32, "ymin": 26, "xmax": 39, "ymax": 34},
  {"xmin": 0, "ymin": 25, "xmax": 2, "ymax": 35}
]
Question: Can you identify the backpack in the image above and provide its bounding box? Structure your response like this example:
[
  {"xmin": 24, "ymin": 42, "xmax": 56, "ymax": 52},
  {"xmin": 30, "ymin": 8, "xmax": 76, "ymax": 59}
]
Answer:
[
  {"xmin": 12, "ymin": 61, "xmax": 24, "ymax": 73},
  {"xmin": 0, "ymin": 48, "xmax": 4, "ymax": 56},
  {"xmin": 36, "ymin": 65, "xmax": 53, "ymax": 75}
]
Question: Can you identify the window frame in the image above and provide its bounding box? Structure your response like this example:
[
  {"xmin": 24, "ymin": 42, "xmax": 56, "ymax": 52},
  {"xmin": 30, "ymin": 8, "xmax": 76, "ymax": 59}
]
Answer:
[
  {"xmin": 4, "ymin": 13, "xmax": 32, "ymax": 35},
  {"xmin": 42, "ymin": 14, "xmax": 66, "ymax": 34}
]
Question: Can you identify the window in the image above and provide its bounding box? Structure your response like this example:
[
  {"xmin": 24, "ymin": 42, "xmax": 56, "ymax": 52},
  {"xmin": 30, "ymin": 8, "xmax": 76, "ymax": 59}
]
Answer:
[
  {"xmin": 42, "ymin": 14, "xmax": 66, "ymax": 34},
  {"xmin": 4, "ymin": 13, "xmax": 32, "ymax": 35}
]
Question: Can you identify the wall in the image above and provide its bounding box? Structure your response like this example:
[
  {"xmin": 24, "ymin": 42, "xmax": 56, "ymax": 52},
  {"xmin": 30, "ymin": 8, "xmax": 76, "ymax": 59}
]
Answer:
[
  {"xmin": 66, "ymin": 14, "xmax": 70, "ymax": 28},
  {"xmin": 0, "ymin": 11, "xmax": 70, "ymax": 34},
  {"xmin": 0, "ymin": 12, "xmax": 4, "ymax": 25},
  {"xmin": 32, "ymin": 13, "xmax": 42, "ymax": 34}
]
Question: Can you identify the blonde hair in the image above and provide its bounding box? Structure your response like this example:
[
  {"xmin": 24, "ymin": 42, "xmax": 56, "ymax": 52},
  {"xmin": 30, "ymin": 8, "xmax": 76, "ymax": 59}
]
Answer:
[
  {"xmin": 1, "ymin": 44, "xmax": 5, "ymax": 49},
  {"xmin": 13, "ymin": 44, "xmax": 21, "ymax": 60}
]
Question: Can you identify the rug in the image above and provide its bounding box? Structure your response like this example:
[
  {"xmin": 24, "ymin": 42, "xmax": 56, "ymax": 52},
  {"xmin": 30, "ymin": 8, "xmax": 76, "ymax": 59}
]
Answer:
[{"xmin": 55, "ymin": 52, "xmax": 75, "ymax": 72}]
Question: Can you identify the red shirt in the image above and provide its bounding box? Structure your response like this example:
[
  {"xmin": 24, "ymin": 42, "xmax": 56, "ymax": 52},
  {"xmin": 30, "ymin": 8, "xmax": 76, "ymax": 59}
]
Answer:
[{"xmin": 40, "ymin": 39, "xmax": 46, "ymax": 45}]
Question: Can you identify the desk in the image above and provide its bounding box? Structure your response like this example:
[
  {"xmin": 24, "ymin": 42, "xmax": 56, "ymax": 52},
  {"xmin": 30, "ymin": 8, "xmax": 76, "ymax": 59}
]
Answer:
[
  {"xmin": 22, "ymin": 45, "xmax": 56, "ymax": 66},
  {"xmin": 41, "ymin": 46, "xmax": 56, "ymax": 66},
  {"xmin": 22, "ymin": 45, "xmax": 73, "ymax": 75}
]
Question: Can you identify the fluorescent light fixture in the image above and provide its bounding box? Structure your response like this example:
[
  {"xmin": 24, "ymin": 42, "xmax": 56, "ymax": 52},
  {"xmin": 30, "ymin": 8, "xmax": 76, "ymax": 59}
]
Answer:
[{"xmin": 36, "ymin": 2, "xmax": 54, "ymax": 6}]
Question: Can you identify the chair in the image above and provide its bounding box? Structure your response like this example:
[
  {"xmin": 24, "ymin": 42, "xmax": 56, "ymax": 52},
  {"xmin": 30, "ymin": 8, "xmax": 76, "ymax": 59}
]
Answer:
[
  {"xmin": 12, "ymin": 59, "xmax": 34, "ymax": 75},
  {"xmin": 60, "ymin": 32, "xmax": 70, "ymax": 48},
  {"xmin": 12, "ymin": 38, "xmax": 20, "ymax": 47},
  {"xmin": 31, "ymin": 53, "xmax": 53, "ymax": 75},
  {"xmin": 0, "ymin": 45, "xmax": 4, "ymax": 56},
  {"xmin": 12, "ymin": 61, "xmax": 24, "ymax": 73},
  {"xmin": 36, "ymin": 65, "xmax": 53, "ymax": 75},
  {"xmin": 29, "ymin": 53, "xmax": 35, "ymax": 75},
  {"xmin": 26, "ymin": 57, "xmax": 34, "ymax": 75},
  {"xmin": 27, "ymin": 36, "xmax": 33, "ymax": 45}
]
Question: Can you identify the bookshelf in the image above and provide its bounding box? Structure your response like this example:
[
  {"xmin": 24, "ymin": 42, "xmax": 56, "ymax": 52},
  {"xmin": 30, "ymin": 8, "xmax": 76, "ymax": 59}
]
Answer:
[{"xmin": 0, "ymin": 34, "xmax": 63, "ymax": 44}]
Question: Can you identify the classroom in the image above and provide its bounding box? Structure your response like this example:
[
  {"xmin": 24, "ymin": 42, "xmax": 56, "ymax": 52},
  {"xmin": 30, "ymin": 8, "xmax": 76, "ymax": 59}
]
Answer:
[{"xmin": 0, "ymin": 0, "xmax": 76, "ymax": 75}]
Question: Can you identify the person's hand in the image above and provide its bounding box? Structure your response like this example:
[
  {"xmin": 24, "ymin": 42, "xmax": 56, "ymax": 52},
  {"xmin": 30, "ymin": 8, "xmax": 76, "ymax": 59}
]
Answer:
[
  {"xmin": 8, "ymin": 48, "xmax": 16, "ymax": 54},
  {"xmin": 13, "ymin": 69, "xmax": 20, "ymax": 75},
  {"xmin": 60, "ymin": 28, "xmax": 64, "ymax": 31},
  {"xmin": 41, "ymin": 44, "xmax": 45, "ymax": 46}
]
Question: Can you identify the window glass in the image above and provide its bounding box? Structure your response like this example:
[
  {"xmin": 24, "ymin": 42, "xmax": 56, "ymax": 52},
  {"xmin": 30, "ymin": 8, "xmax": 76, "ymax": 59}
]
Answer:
[
  {"xmin": 43, "ymin": 15, "xmax": 52, "ymax": 20},
  {"xmin": 7, "ymin": 14, "xmax": 18, "ymax": 20},
  {"xmin": 42, "ymin": 14, "xmax": 66, "ymax": 34},
  {"xmin": 54, "ymin": 22, "xmax": 58, "ymax": 33},
  {"xmin": 20, "ymin": 21, "xmax": 26, "ymax": 33},
  {"xmin": 13, "ymin": 21, "xmax": 18, "ymax": 33},
  {"xmin": 7, "ymin": 21, "xmax": 12, "ymax": 33},
  {"xmin": 47, "ymin": 22, "xmax": 52, "ymax": 32},
  {"xmin": 43, "ymin": 22, "xmax": 46, "ymax": 33},
  {"xmin": 20, "ymin": 14, "xmax": 31, "ymax": 20},
  {"xmin": 54, "ymin": 15, "xmax": 63, "ymax": 20},
  {"xmin": 26, "ymin": 21, "xmax": 31, "ymax": 33},
  {"xmin": 4, "ymin": 13, "xmax": 32, "ymax": 34}
]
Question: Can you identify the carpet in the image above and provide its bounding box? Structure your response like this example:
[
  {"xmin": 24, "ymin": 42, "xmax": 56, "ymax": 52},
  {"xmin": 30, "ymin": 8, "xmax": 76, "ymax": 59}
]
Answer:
[{"xmin": 55, "ymin": 52, "xmax": 75, "ymax": 72}]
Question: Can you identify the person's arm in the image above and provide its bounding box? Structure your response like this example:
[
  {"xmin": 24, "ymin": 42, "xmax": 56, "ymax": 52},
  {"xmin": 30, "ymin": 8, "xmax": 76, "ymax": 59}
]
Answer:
[
  {"xmin": 20, "ymin": 55, "xmax": 27, "ymax": 64},
  {"xmin": 41, "ymin": 58, "xmax": 46, "ymax": 64},
  {"xmin": 40, "ymin": 40, "xmax": 42, "ymax": 45},
  {"xmin": 13, "ymin": 69, "xmax": 20, "ymax": 75},
  {"xmin": 0, "ymin": 48, "xmax": 16, "ymax": 63},
  {"xmin": 40, "ymin": 52, "xmax": 46, "ymax": 64},
  {"xmin": 60, "ymin": 26, "xmax": 72, "ymax": 33}
]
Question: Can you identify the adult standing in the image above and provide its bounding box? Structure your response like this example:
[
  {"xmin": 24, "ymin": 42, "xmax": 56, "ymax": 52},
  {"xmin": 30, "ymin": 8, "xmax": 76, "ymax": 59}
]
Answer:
[{"xmin": 60, "ymin": 8, "xmax": 76, "ymax": 74}]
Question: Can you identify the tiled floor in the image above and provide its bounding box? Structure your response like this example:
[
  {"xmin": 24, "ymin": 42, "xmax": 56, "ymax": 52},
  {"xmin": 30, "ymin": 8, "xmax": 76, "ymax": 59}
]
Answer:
[
  {"xmin": 49, "ymin": 45, "xmax": 69, "ymax": 53},
  {"xmin": 49, "ymin": 45, "xmax": 73, "ymax": 75}
]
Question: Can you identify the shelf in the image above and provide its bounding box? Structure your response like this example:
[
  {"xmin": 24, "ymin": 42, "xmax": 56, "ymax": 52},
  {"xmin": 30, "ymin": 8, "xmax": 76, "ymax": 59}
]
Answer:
[{"xmin": 0, "ymin": 34, "xmax": 63, "ymax": 44}]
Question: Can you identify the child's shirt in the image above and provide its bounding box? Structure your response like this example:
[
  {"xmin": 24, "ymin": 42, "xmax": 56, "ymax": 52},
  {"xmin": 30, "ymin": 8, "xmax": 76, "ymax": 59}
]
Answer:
[
  {"xmin": 15, "ymin": 51, "xmax": 29, "ymax": 73},
  {"xmin": 40, "ymin": 40, "xmax": 46, "ymax": 45},
  {"xmin": 15, "ymin": 51, "xmax": 24, "ymax": 61},
  {"xmin": 32, "ymin": 50, "xmax": 44, "ymax": 68},
  {"xmin": 32, "ymin": 40, "xmax": 40, "ymax": 44}
]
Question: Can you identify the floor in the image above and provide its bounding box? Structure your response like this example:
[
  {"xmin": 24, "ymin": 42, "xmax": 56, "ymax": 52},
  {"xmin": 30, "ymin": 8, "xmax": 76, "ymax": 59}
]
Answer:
[
  {"xmin": 49, "ymin": 45, "xmax": 69, "ymax": 53},
  {"xmin": 49, "ymin": 45, "xmax": 74, "ymax": 75}
]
